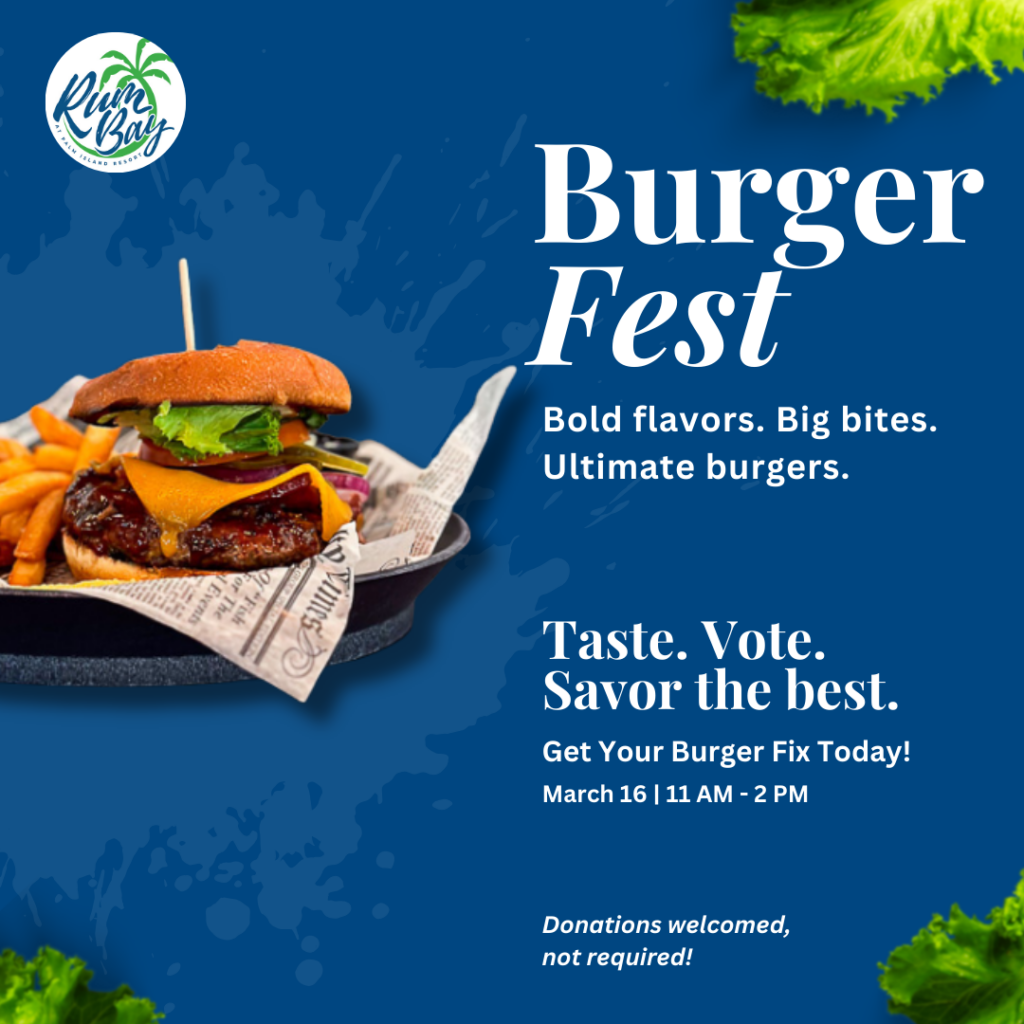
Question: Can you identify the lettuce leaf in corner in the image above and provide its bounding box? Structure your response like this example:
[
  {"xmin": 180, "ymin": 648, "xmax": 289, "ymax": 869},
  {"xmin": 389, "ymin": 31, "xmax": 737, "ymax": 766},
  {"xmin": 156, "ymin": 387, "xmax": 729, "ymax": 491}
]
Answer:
[
  {"xmin": 0, "ymin": 946, "xmax": 162, "ymax": 1023},
  {"xmin": 879, "ymin": 872, "xmax": 1024, "ymax": 1024},
  {"xmin": 732, "ymin": 0, "xmax": 1024, "ymax": 120}
]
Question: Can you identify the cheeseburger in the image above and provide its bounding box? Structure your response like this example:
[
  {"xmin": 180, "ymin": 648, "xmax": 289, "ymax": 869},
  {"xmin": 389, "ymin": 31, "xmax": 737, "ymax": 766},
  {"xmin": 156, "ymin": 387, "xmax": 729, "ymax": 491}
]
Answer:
[{"xmin": 62, "ymin": 340, "xmax": 369, "ymax": 581}]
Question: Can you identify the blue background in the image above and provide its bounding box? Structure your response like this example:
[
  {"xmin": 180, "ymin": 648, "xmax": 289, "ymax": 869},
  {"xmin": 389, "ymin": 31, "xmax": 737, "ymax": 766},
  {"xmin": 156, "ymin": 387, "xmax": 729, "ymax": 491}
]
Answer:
[{"xmin": 1, "ymin": 2, "xmax": 1022, "ymax": 1020}]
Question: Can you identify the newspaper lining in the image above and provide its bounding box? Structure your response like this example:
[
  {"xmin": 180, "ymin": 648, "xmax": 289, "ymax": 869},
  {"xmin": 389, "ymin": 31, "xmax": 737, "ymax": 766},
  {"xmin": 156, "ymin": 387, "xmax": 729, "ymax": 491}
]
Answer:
[{"xmin": 0, "ymin": 367, "xmax": 515, "ymax": 700}]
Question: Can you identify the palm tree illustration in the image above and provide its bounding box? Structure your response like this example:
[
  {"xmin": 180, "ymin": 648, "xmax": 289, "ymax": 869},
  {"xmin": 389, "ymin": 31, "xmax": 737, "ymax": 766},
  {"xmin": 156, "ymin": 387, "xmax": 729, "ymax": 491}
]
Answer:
[{"xmin": 67, "ymin": 38, "xmax": 174, "ymax": 158}]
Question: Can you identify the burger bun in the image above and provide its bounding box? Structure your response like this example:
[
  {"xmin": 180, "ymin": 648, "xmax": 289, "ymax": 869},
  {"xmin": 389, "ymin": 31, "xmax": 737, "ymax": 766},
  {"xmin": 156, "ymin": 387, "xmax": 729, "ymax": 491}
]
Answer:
[
  {"xmin": 63, "ymin": 533, "xmax": 222, "ymax": 582},
  {"xmin": 70, "ymin": 340, "xmax": 351, "ymax": 422}
]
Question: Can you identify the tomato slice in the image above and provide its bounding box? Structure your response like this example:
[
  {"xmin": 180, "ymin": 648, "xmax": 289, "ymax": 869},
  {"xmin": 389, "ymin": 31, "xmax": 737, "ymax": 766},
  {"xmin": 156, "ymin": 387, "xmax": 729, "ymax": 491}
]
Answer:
[
  {"xmin": 138, "ymin": 420, "xmax": 312, "ymax": 468},
  {"xmin": 277, "ymin": 419, "xmax": 311, "ymax": 448},
  {"xmin": 137, "ymin": 439, "xmax": 247, "ymax": 467}
]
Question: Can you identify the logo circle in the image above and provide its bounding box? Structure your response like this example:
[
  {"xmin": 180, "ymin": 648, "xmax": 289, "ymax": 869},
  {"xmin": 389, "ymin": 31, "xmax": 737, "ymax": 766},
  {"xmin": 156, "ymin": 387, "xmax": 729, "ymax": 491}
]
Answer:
[{"xmin": 45, "ymin": 32, "xmax": 186, "ymax": 172}]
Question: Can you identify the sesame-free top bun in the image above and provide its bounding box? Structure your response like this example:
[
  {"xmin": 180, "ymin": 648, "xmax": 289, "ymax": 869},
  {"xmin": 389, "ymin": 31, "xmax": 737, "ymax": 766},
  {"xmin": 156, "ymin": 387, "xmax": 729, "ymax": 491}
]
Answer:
[{"xmin": 69, "ymin": 340, "xmax": 351, "ymax": 422}]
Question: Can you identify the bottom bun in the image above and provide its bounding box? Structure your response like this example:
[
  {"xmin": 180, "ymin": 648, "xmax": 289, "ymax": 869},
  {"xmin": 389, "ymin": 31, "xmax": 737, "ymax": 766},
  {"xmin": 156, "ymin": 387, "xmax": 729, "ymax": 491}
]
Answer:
[{"xmin": 62, "ymin": 533, "xmax": 222, "ymax": 582}]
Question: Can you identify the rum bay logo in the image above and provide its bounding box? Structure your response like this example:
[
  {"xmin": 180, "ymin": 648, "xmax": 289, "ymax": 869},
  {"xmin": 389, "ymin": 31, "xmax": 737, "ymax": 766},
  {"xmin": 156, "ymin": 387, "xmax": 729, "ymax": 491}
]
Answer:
[{"xmin": 45, "ymin": 32, "xmax": 186, "ymax": 171}]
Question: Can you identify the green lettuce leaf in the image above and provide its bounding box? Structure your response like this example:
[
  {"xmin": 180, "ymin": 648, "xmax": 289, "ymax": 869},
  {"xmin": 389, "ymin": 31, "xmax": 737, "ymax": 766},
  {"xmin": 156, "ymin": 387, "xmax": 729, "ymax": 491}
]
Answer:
[
  {"xmin": 103, "ymin": 406, "xmax": 328, "ymax": 461},
  {"xmin": 732, "ymin": 0, "xmax": 1024, "ymax": 120},
  {"xmin": 152, "ymin": 403, "xmax": 283, "ymax": 459},
  {"xmin": 879, "ymin": 872, "xmax": 1024, "ymax": 1024},
  {"xmin": 0, "ymin": 946, "xmax": 162, "ymax": 1023},
  {"xmin": 0, "ymin": 949, "xmax": 35, "ymax": 1019}
]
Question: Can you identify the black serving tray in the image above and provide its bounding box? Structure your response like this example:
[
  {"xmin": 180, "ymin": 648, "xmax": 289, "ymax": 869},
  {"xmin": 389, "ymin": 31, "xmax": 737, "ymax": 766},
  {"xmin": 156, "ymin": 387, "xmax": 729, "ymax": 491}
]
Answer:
[{"xmin": 0, "ymin": 514, "xmax": 470, "ymax": 686}]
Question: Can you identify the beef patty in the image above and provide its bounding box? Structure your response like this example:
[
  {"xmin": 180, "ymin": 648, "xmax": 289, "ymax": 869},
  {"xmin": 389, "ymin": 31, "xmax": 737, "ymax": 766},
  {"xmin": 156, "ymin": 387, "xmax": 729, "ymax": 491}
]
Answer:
[{"xmin": 63, "ymin": 464, "xmax": 324, "ymax": 571}]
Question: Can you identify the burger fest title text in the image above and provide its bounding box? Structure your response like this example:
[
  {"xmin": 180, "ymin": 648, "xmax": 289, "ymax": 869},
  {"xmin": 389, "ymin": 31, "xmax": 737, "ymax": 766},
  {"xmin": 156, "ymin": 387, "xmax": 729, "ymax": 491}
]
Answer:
[{"xmin": 525, "ymin": 145, "xmax": 983, "ymax": 369}]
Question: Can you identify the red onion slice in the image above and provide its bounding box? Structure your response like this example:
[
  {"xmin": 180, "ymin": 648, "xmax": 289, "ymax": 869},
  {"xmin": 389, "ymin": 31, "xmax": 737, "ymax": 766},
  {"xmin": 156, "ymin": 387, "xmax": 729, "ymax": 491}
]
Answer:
[
  {"xmin": 334, "ymin": 489, "xmax": 365, "ymax": 513},
  {"xmin": 197, "ymin": 465, "xmax": 290, "ymax": 484},
  {"xmin": 323, "ymin": 472, "xmax": 370, "ymax": 496}
]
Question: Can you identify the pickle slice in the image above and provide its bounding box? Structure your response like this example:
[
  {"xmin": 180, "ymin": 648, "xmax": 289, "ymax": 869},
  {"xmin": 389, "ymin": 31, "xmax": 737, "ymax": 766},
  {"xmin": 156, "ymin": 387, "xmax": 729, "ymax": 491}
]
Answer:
[{"xmin": 239, "ymin": 444, "xmax": 369, "ymax": 476}]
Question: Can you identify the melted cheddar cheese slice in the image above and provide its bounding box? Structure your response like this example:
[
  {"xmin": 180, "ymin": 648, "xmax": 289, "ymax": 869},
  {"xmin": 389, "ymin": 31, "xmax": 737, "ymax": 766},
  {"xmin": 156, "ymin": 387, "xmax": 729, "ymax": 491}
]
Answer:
[{"xmin": 122, "ymin": 457, "xmax": 352, "ymax": 558}]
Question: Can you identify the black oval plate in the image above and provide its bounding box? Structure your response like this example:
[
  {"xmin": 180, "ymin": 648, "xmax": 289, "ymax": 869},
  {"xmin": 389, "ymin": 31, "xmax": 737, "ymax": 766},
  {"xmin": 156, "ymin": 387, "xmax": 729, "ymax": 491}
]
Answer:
[{"xmin": 0, "ymin": 514, "xmax": 470, "ymax": 687}]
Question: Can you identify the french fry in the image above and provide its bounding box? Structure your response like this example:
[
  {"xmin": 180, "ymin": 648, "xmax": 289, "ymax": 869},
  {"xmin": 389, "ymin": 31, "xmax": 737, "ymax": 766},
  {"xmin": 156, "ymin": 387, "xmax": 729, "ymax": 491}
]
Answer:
[
  {"xmin": 15, "ymin": 489, "xmax": 65, "ymax": 561},
  {"xmin": 30, "ymin": 406, "xmax": 83, "ymax": 449},
  {"xmin": 0, "ymin": 438, "xmax": 31, "ymax": 461},
  {"xmin": 0, "ymin": 472, "xmax": 71, "ymax": 516},
  {"xmin": 0, "ymin": 457, "xmax": 37, "ymax": 481},
  {"xmin": 34, "ymin": 444, "xmax": 79, "ymax": 472},
  {"xmin": 8, "ymin": 558, "xmax": 46, "ymax": 586},
  {"xmin": 73, "ymin": 425, "xmax": 121, "ymax": 472},
  {"xmin": 0, "ymin": 540, "xmax": 15, "ymax": 568},
  {"xmin": 0, "ymin": 507, "xmax": 33, "ymax": 543}
]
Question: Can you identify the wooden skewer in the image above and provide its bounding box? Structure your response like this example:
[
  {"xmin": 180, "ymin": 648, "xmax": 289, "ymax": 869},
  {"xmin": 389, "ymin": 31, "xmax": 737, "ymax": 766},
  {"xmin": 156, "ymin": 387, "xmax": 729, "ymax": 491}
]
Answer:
[{"xmin": 178, "ymin": 258, "xmax": 196, "ymax": 352}]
